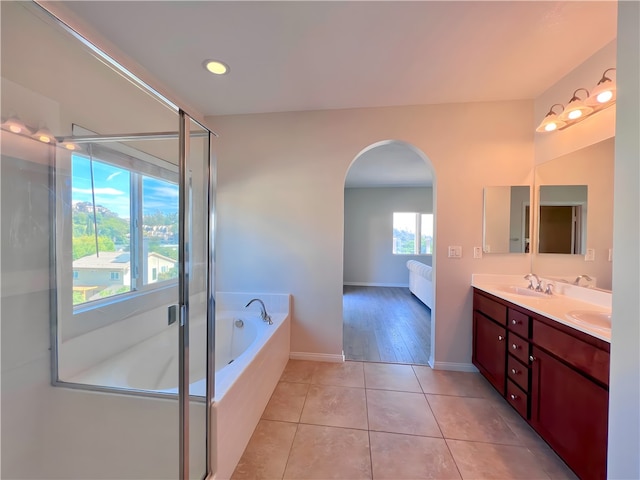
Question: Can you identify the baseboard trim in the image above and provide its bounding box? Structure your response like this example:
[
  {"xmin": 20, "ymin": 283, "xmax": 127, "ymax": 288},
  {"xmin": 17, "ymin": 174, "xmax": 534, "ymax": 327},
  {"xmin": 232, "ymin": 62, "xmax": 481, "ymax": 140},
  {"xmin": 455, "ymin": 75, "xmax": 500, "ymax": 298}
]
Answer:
[
  {"xmin": 289, "ymin": 352, "xmax": 345, "ymax": 363},
  {"xmin": 430, "ymin": 361, "xmax": 479, "ymax": 372},
  {"xmin": 343, "ymin": 282, "xmax": 408, "ymax": 288}
]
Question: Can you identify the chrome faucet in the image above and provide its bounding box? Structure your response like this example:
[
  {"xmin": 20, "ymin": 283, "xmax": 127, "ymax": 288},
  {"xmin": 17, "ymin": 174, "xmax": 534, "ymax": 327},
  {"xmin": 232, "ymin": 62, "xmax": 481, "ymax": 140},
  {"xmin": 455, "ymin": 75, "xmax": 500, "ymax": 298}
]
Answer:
[
  {"xmin": 574, "ymin": 274, "xmax": 593, "ymax": 286},
  {"xmin": 524, "ymin": 273, "xmax": 542, "ymax": 291},
  {"xmin": 245, "ymin": 298, "xmax": 272, "ymax": 325}
]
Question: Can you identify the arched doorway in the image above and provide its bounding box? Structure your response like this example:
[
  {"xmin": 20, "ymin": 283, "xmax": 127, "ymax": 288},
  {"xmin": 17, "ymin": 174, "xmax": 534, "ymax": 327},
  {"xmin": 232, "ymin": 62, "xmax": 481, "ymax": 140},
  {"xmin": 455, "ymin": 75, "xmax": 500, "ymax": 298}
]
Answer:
[{"xmin": 343, "ymin": 140, "xmax": 436, "ymax": 365}]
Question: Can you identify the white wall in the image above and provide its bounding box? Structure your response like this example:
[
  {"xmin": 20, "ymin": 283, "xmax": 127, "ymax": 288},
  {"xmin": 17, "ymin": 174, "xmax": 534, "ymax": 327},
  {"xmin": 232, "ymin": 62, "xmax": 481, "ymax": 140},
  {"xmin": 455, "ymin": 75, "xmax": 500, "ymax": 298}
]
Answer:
[
  {"xmin": 208, "ymin": 101, "xmax": 534, "ymax": 365},
  {"xmin": 608, "ymin": 1, "xmax": 640, "ymax": 477},
  {"xmin": 344, "ymin": 187, "xmax": 432, "ymax": 286},
  {"xmin": 484, "ymin": 187, "xmax": 511, "ymax": 254}
]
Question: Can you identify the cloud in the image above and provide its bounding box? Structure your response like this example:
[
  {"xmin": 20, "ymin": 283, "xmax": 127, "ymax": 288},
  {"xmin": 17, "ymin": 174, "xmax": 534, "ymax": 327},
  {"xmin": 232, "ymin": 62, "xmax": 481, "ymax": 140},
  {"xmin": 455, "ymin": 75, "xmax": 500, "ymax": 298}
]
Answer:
[
  {"xmin": 149, "ymin": 186, "xmax": 179, "ymax": 198},
  {"xmin": 72, "ymin": 187, "xmax": 126, "ymax": 196},
  {"xmin": 106, "ymin": 171, "xmax": 122, "ymax": 181}
]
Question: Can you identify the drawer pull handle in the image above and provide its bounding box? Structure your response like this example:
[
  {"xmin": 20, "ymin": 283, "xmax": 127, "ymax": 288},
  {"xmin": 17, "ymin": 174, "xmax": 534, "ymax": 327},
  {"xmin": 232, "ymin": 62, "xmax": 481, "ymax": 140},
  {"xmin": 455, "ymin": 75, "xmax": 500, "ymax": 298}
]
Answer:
[
  {"xmin": 511, "ymin": 368, "xmax": 519, "ymax": 375},
  {"xmin": 512, "ymin": 344, "xmax": 519, "ymax": 350},
  {"xmin": 498, "ymin": 335, "xmax": 504, "ymax": 341},
  {"xmin": 510, "ymin": 394, "xmax": 518, "ymax": 400},
  {"xmin": 511, "ymin": 319, "xmax": 519, "ymax": 325},
  {"xmin": 529, "ymin": 355, "xmax": 536, "ymax": 362}
]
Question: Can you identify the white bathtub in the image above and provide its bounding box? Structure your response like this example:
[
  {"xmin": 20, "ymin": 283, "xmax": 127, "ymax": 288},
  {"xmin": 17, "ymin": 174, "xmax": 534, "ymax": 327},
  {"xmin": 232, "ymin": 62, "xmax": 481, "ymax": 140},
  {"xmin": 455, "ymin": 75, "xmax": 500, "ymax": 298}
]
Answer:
[{"xmin": 70, "ymin": 312, "xmax": 286, "ymax": 398}]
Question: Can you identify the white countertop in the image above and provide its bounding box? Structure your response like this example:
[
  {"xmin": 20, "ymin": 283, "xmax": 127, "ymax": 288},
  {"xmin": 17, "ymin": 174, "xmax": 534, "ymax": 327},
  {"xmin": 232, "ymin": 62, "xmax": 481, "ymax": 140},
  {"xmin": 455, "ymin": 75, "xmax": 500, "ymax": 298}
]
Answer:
[{"xmin": 472, "ymin": 274, "xmax": 612, "ymax": 343}]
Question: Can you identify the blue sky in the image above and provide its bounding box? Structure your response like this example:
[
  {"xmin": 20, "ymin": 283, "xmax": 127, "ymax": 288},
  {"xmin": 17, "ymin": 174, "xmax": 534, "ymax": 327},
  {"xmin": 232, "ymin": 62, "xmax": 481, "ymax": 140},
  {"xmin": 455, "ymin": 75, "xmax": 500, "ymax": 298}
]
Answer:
[{"xmin": 72, "ymin": 154, "xmax": 178, "ymax": 218}]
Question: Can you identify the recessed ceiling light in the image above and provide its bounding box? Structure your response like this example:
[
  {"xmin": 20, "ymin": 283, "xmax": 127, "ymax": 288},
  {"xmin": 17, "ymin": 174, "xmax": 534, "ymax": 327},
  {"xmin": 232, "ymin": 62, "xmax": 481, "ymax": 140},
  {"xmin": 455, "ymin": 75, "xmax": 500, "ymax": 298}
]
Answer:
[{"xmin": 203, "ymin": 60, "xmax": 229, "ymax": 75}]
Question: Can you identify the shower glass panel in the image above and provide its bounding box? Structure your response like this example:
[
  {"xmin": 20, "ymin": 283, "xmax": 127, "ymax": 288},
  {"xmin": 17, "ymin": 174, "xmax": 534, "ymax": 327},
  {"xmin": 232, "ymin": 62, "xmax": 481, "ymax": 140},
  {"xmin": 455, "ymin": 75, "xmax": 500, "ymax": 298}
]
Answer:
[
  {"xmin": 183, "ymin": 115, "xmax": 213, "ymax": 479},
  {"xmin": 1, "ymin": 2, "xmax": 213, "ymax": 479}
]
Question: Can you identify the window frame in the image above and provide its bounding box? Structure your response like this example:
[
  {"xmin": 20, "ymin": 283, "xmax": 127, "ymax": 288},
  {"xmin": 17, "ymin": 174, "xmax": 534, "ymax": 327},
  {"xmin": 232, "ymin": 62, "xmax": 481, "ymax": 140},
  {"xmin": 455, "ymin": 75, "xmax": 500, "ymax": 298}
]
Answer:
[
  {"xmin": 57, "ymin": 137, "xmax": 180, "ymax": 341},
  {"xmin": 392, "ymin": 211, "xmax": 434, "ymax": 256}
]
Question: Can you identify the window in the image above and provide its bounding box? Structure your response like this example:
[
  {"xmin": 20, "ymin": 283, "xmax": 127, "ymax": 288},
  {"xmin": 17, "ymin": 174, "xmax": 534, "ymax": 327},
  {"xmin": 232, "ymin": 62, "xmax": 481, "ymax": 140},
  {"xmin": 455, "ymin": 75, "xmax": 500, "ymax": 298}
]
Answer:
[
  {"xmin": 392, "ymin": 212, "xmax": 433, "ymax": 255},
  {"xmin": 71, "ymin": 153, "xmax": 178, "ymax": 307}
]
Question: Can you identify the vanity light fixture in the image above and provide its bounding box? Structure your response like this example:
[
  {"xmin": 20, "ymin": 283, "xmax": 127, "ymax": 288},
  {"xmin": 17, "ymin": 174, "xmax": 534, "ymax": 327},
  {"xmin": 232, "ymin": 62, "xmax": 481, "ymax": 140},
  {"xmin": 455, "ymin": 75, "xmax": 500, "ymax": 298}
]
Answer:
[
  {"xmin": 586, "ymin": 68, "xmax": 616, "ymax": 106},
  {"xmin": 536, "ymin": 67, "xmax": 616, "ymax": 133},
  {"xmin": 32, "ymin": 126, "xmax": 56, "ymax": 144},
  {"xmin": 558, "ymin": 88, "xmax": 593, "ymax": 122},
  {"xmin": 1, "ymin": 115, "xmax": 30, "ymax": 134},
  {"xmin": 535, "ymin": 104, "xmax": 566, "ymax": 132},
  {"xmin": 203, "ymin": 59, "xmax": 229, "ymax": 75}
]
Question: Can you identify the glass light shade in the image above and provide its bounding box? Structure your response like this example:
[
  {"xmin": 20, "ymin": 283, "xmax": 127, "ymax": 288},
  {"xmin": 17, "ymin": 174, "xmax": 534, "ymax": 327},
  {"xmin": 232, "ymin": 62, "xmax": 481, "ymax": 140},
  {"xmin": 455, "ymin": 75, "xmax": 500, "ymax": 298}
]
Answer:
[
  {"xmin": 535, "ymin": 111, "xmax": 566, "ymax": 133},
  {"xmin": 558, "ymin": 98, "xmax": 593, "ymax": 122},
  {"xmin": 33, "ymin": 127, "xmax": 56, "ymax": 144},
  {"xmin": 586, "ymin": 80, "xmax": 616, "ymax": 106},
  {"xmin": 2, "ymin": 116, "xmax": 29, "ymax": 134}
]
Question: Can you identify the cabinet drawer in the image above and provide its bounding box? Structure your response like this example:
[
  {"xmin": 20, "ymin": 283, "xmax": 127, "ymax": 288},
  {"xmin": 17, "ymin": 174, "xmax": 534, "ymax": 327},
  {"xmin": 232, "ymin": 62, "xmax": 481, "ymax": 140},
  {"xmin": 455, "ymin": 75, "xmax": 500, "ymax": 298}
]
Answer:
[
  {"xmin": 508, "ymin": 309, "xmax": 530, "ymax": 338},
  {"xmin": 506, "ymin": 380, "xmax": 528, "ymax": 419},
  {"xmin": 508, "ymin": 332, "xmax": 530, "ymax": 365},
  {"xmin": 474, "ymin": 293, "xmax": 506, "ymax": 325},
  {"xmin": 533, "ymin": 320, "xmax": 609, "ymax": 386},
  {"xmin": 507, "ymin": 355, "xmax": 529, "ymax": 392}
]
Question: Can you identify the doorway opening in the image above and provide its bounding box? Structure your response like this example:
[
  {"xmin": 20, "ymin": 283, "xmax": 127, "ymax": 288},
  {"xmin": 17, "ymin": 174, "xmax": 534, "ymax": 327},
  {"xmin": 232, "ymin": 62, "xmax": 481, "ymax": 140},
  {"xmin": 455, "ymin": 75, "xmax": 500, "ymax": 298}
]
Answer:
[{"xmin": 342, "ymin": 140, "xmax": 435, "ymax": 365}]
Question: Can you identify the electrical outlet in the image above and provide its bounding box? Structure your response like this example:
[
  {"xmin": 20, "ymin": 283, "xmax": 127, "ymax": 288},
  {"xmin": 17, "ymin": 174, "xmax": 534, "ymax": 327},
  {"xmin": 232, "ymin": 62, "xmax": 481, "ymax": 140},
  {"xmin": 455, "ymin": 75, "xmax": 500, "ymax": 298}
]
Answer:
[
  {"xmin": 473, "ymin": 246, "xmax": 482, "ymax": 259},
  {"xmin": 585, "ymin": 248, "xmax": 595, "ymax": 262},
  {"xmin": 448, "ymin": 246, "xmax": 462, "ymax": 258}
]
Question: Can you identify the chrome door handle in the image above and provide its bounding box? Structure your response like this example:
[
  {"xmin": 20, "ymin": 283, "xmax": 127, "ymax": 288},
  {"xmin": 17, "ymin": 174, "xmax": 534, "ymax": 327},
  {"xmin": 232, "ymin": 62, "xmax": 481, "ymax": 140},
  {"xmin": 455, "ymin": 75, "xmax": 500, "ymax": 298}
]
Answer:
[{"xmin": 498, "ymin": 335, "xmax": 504, "ymax": 341}]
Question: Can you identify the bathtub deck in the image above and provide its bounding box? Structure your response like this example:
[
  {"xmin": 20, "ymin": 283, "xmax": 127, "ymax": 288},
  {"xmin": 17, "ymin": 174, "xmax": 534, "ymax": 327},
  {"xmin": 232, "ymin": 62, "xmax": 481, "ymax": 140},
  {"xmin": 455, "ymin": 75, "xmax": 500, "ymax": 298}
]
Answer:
[{"xmin": 343, "ymin": 286, "xmax": 431, "ymax": 364}]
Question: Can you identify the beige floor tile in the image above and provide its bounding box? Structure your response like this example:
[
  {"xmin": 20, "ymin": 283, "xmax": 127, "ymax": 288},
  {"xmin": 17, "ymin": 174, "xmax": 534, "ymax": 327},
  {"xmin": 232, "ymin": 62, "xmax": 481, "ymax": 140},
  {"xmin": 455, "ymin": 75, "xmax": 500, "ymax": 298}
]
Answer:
[
  {"xmin": 367, "ymin": 389, "xmax": 442, "ymax": 437},
  {"xmin": 370, "ymin": 431, "xmax": 461, "ymax": 479},
  {"xmin": 412, "ymin": 366, "xmax": 495, "ymax": 398},
  {"xmin": 427, "ymin": 395, "xmax": 520, "ymax": 444},
  {"xmin": 280, "ymin": 359, "xmax": 316, "ymax": 383},
  {"xmin": 311, "ymin": 361, "xmax": 365, "ymax": 387},
  {"xmin": 447, "ymin": 439, "xmax": 551, "ymax": 479},
  {"xmin": 300, "ymin": 384, "xmax": 368, "ymax": 429},
  {"xmin": 364, "ymin": 362, "xmax": 422, "ymax": 392},
  {"xmin": 528, "ymin": 444, "xmax": 579, "ymax": 479},
  {"xmin": 262, "ymin": 381, "xmax": 310, "ymax": 423},
  {"xmin": 283, "ymin": 424, "xmax": 371, "ymax": 479},
  {"xmin": 231, "ymin": 420, "xmax": 298, "ymax": 480}
]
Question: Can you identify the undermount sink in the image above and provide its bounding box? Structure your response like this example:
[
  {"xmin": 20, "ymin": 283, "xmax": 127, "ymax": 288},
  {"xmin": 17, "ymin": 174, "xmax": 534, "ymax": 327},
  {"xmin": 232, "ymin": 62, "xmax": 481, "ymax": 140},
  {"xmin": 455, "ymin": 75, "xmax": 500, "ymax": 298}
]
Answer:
[
  {"xmin": 494, "ymin": 285, "xmax": 548, "ymax": 298},
  {"xmin": 566, "ymin": 310, "xmax": 612, "ymax": 330}
]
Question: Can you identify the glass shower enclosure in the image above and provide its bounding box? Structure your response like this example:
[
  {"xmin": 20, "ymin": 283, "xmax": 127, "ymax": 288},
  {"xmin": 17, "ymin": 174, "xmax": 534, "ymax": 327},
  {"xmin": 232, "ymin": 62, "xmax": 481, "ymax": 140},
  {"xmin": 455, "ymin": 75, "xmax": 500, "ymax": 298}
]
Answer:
[{"xmin": 1, "ymin": 2, "xmax": 214, "ymax": 479}]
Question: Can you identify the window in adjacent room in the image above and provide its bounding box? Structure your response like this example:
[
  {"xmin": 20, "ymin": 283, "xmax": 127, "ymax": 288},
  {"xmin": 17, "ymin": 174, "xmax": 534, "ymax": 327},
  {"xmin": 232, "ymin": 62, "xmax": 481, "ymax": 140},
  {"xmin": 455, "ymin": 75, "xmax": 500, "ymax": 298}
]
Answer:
[{"xmin": 392, "ymin": 212, "xmax": 433, "ymax": 255}]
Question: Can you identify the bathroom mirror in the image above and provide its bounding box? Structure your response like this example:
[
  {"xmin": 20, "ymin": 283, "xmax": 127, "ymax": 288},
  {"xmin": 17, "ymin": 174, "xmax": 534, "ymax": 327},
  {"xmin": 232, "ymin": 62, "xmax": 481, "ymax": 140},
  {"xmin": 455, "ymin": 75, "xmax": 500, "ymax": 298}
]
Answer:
[
  {"xmin": 483, "ymin": 185, "xmax": 530, "ymax": 253},
  {"xmin": 532, "ymin": 138, "xmax": 614, "ymax": 290},
  {"xmin": 538, "ymin": 185, "xmax": 588, "ymax": 254}
]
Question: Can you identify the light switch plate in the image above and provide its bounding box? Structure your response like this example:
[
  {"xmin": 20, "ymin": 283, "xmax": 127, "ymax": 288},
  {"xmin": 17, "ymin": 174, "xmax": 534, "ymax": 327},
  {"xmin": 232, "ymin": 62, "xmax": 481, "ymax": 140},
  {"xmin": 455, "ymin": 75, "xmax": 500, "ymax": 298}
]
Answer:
[
  {"xmin": 448, "ymin": 246, "xmax": 462, "ymax": 258},
  {"xmin": 585, "ymin": 248, "xmax": 595, "ymax": 262},
  {"xmin": 608, "ymin": 248, "xmax": 613, "ymax": 262},
  {"xmin": 473, "ymin": 246, "xmax": 482, "ymax": 259}
]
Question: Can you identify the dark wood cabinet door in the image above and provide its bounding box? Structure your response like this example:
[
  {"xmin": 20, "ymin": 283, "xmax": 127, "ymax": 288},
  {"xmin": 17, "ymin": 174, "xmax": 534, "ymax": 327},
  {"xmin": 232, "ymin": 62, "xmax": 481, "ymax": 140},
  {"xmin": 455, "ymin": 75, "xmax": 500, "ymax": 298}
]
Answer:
[
  {"xmin": 473, "ymin": 312, "xmax": 506, "ymax": 394},
  {"xmin": 530, "ymin": 346, "xmax": 608, "ymax": 480}
]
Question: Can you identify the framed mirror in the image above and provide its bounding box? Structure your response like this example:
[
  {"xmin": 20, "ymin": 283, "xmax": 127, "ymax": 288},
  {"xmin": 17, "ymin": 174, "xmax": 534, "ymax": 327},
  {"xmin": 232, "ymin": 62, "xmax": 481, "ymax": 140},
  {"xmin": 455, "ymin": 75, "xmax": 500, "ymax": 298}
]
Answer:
[
  {"xmin": 532, "ymin": 138, "xmax": 614, "ymax": 290},
  {"xmin": 483, "ymin": 186, "xmax": 530, "ymax": 253}
]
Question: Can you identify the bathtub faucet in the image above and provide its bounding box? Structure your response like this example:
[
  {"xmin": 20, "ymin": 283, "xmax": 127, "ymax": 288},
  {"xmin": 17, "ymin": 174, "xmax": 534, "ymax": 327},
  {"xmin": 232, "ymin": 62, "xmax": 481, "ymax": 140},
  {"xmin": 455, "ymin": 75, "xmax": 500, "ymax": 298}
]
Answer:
[{"xmin": 245, "ymin": 298, "xmax": 273, "ymax": 325}]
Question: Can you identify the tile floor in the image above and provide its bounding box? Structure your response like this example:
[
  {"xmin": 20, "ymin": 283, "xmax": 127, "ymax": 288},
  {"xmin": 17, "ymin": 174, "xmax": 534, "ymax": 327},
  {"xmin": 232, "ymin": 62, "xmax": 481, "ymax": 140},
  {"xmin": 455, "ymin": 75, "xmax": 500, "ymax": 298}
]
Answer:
[{"xmin": 231, "ymin": 361, "xmax": 578, "ymax": 479}]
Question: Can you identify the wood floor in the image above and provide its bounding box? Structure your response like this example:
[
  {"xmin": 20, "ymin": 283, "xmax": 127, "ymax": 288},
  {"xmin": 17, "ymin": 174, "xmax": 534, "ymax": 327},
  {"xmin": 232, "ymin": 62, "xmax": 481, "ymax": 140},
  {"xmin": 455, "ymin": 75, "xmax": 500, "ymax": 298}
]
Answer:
[{"xmin": 343, "ymin": 285, "xmax": 431, "ymax": 365}]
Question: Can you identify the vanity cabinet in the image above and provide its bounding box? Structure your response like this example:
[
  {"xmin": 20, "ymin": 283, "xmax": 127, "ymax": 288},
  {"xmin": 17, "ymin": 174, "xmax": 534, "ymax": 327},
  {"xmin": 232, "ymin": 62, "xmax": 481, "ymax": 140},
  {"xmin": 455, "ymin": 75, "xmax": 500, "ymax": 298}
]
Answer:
[
  {"xmin": 472, "ymin": 289, "xmax": 609, "ymax": 480},
  {"xmin": 472, "ymin": 311, "xmax": 506, "ymax": 393}
]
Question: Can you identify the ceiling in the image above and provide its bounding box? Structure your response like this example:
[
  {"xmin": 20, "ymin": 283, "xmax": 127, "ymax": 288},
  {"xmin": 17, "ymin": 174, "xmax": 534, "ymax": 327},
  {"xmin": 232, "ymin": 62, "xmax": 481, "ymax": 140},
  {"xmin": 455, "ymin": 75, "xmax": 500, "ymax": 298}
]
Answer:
[
  {"xmin": 47, "ymin": 2, "xmax": 618, "ymax": 187},
  {"xmin": 60, "ymin": 1, "xmax": 617, "ymax": 117}
]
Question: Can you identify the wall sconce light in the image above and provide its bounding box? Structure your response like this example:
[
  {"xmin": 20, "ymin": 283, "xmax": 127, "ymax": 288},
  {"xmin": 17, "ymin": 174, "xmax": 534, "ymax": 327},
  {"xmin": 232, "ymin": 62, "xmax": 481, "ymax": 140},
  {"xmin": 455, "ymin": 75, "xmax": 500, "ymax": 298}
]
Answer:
[{"xmin": 536, "ymin": 67, "xmax": 616, "ymax": 133}]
